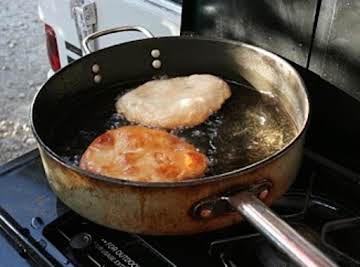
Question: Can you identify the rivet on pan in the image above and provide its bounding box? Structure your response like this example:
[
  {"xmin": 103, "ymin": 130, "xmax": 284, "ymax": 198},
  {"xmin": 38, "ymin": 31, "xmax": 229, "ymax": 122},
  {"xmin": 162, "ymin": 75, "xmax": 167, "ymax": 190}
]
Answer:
[
  {"xmin": 259, "ymin": 189, "xmax": 269, "ymax": 200},
  {"xmin": 200, "ymin": 208, "xmax": 213, "ymax": 218},
  {"xmin": 91, "ymin": 64, "xmax": 100, "ymax": 73},
  {"xmin": 94, "ymin": 74, "xmax": 102, "ymax": 83},
  {"xmin": 152, "ymin": 59, "xmax": 162, "ymax": 69},
  {"xmin": 151, "ymin": 49, "xmax": 161, "ymax": 58}
]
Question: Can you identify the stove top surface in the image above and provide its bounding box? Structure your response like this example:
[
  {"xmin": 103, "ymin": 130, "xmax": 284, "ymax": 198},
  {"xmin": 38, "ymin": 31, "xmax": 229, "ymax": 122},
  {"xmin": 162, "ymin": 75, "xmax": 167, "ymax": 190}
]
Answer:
[{"xmin": 1, "ymin": 149, "xmax": 360, "ymax": 267}]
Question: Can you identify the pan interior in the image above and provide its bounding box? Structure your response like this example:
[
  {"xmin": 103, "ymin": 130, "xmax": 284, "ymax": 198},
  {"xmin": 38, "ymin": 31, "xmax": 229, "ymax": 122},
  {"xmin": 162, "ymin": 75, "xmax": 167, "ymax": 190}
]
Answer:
[{"xmin": 52, "ymin": 76, "xmax": 297, "ymax": 177}]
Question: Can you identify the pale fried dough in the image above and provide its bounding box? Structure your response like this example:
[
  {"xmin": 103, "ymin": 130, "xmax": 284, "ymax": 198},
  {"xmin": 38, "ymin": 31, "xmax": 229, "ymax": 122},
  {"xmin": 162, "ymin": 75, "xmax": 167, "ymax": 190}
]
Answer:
[{"xmin": 116, "ymin": 74, "xmax": 231, "ymax": 129}]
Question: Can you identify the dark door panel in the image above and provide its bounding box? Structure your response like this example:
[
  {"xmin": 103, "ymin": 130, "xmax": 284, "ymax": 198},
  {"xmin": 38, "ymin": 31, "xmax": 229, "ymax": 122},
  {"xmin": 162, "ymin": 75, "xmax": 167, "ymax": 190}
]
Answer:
[
  {"xmin": 181, "ymin": 0, "xmax": 319, "ymax": 67},
  {"xmin": 309, "ymin": 0, "xmax": 360, "ymax": 101}
]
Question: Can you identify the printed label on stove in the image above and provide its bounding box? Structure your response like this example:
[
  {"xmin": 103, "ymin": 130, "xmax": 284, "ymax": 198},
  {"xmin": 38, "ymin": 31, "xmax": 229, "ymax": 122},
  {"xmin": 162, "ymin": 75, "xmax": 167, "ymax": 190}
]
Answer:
[
  {"xmin": 43, "ymin": 213, "xmax": 174, "ymax": 267},
  {"xmin": 94, "ymin": 239, "xmax": 140, "ymax": 267},
  {"xmin": 88, "ymin": 234, "xmax": 173, "ymax": 267}
]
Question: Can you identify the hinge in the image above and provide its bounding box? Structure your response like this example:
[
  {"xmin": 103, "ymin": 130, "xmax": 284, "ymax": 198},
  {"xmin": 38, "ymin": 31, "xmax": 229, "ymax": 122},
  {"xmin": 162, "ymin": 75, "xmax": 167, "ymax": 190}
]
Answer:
[{"xmin": 70, "ymin": 0, "xmax": 98, "ymax": 54}]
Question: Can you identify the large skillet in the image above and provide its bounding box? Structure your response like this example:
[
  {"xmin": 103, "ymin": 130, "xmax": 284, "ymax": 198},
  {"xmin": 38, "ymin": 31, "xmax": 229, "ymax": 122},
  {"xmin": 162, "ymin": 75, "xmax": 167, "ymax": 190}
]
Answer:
[{"xmin": 31, "ymin": 26, "xmax": 336, "ymax": 267}]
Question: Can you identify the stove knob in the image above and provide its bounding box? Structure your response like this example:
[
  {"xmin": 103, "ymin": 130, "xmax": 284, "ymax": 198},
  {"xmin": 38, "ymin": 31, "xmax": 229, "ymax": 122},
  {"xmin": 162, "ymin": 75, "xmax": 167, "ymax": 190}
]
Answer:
[
  {"xmin": 69, "ymin": 232, "xmax": 93, "ymax": 251},
  {"xmin": 31, "ymin": 217, "xmax": 44, "ymax": 229}
]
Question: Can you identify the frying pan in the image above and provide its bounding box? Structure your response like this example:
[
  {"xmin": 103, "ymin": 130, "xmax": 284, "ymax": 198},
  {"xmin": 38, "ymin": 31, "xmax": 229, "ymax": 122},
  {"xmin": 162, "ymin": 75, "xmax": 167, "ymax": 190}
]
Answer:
[{"xmin": 31, "ymin": 26, "xmax": 337, "ymax": 267}]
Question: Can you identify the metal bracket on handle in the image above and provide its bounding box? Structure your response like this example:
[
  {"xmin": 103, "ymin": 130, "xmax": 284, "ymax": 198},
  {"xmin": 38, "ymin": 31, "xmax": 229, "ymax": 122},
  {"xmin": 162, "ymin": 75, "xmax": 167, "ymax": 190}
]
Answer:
[
  {"xmin": 82, "ymin": 26, "xmax": 154, "ymax": 55},
  {"xmin": 192, "ymin": 180, "xmax": 272, "ymax": 220},
  {"xmin": 193, "ymin": 179, "xmax": 337, "ymax": 266},
  {"xmin": 229, "ymin": 192, "xmax": 338, "ymax": 267}
]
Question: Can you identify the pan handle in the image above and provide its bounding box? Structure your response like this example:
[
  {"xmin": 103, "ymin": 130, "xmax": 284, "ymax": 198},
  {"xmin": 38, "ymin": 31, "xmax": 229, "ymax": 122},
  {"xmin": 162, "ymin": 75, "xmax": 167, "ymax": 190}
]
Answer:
[
  {"xmin": 227, "ymin": 191, "xmax": 338, "ymax": 267},
  {"xmin": 82, "ymin": 26, "xmax": 154, "ymax": 55}
]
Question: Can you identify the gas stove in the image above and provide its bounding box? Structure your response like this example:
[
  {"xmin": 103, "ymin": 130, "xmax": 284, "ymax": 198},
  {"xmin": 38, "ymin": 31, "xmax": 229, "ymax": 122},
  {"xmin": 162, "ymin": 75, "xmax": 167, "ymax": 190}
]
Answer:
[
  {"xmin": 1, "ymin": 148, "xmax": 360, "ymax": 267},
  {"xmin": 3, "ymin": 0, "xmax": 360, "ymax": 266}
]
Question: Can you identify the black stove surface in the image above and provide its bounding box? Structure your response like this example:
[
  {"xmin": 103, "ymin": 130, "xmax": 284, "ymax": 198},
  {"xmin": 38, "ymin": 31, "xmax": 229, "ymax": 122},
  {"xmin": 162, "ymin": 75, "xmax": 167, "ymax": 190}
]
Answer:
[{"xmin": 1, "ymin": 149, "xmax": 360, "ymax": 267}]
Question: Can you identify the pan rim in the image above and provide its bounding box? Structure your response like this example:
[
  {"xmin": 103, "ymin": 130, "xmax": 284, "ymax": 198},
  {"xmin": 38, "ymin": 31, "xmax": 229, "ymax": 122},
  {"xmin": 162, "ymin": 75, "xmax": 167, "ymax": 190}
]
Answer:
[{"xmin": 31, "ymin": 35, "xmax": 310, "ymax": 188}]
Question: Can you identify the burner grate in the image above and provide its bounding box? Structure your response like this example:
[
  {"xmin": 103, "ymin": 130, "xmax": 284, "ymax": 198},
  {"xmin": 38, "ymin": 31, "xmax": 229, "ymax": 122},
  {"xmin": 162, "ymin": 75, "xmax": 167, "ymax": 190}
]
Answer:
[
  {"xmin": 322, "ymin": 217, "xmax": 360, "ymax": 266},
  {"xmin": 208, "ymin": 172, "xmax": 360, "ymax": 266}
]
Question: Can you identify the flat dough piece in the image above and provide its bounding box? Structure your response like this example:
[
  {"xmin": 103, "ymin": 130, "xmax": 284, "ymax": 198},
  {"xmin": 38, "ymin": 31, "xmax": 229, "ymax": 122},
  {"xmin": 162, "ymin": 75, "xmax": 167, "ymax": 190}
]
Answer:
[
  {"xmin": 116, "ymin": 74, "xmax": 231, "ymax": 129},
  {"xmin": 80, "ymin": 126, "xmax": 208, "ymax": 182}
]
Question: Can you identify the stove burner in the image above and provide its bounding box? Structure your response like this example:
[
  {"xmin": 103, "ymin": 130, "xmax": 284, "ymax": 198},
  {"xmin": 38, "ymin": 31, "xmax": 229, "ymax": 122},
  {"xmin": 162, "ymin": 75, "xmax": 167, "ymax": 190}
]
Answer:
[
  {"xmin": 255, "ymin": 224, "xmax": 329, "ymax": 267},
  {"xmin": 322, "ymin": 217, "xmax": 360, "ymax": 265},
  {"xmin": 293, "ymin": 223, "xmax": 321, "ymax": 245},
  {"xmin": 208, "ymin": 224, "xmax": 330, "ymax": 267},
  {"xmin": 209, "ymin": 214, "xmax": 347, "ymax": 266},
  {"xmin": 256, "ymin": 241, "xmax": 298, "ymax": 267},
  {"xmin": 69, "ymin": 232, "xmax": 93, "ymax": 251},
  {"xmin": 1, "ymin": 149, "xmax": 360, "ymax": 266},
  {"xmin": 208, "ymin": 172, "xmax": 360, "ymax": 267}
]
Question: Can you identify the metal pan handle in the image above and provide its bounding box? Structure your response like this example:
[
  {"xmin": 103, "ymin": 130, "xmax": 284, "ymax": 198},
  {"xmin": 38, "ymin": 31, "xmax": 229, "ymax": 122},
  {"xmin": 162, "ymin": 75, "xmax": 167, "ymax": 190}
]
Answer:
[
  {"xmin": 82, "ymin": 26, "xmax": 154, "ymax": 55},
  {"xmin": 227, "ymin": 192, "xmax": 338, "ymax": 267}
]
